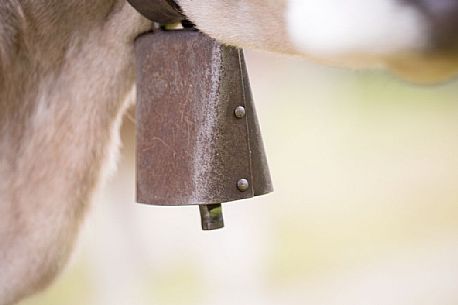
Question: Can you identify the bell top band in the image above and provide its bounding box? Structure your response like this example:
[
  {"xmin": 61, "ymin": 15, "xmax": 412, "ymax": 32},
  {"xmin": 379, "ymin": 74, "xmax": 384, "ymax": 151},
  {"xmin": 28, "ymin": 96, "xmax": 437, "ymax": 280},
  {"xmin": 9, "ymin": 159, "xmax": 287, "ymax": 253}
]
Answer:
[{"xmin": 127, "ymin": 0, "xmax": 185, "ymax": 24}]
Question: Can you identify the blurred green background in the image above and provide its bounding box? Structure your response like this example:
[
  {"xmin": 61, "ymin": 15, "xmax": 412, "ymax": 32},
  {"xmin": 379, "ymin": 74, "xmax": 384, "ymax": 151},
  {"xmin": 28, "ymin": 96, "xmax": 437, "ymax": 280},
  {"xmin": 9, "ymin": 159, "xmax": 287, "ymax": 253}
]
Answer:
[{"xmin": 20, "ymin": 50, "xmax": 458, "ymax": 305}]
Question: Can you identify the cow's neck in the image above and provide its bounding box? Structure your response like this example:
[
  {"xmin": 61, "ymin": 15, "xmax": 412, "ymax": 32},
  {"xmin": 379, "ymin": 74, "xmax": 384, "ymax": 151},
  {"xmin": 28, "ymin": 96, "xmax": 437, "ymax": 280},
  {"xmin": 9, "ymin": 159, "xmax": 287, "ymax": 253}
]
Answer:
[{"xmin": 0, "ymin": 1, "xmax": 149, "ymax": 304}]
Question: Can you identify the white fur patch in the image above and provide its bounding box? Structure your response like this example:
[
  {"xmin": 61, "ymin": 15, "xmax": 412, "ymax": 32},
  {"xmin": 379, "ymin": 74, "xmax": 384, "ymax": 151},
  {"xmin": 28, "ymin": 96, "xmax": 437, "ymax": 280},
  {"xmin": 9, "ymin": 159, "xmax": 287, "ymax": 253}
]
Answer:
[{"xmin": 287, "ymin": 0, "xmax": 428, "ymax": 55}]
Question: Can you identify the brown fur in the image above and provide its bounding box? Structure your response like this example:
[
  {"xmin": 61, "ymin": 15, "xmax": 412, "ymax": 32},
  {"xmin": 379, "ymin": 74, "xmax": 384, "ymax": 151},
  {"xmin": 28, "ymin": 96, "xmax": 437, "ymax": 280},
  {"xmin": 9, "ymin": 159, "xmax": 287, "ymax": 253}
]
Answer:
[{"xmin": 0, "ymin": 1, "xmax": 149, "ymax": 304}]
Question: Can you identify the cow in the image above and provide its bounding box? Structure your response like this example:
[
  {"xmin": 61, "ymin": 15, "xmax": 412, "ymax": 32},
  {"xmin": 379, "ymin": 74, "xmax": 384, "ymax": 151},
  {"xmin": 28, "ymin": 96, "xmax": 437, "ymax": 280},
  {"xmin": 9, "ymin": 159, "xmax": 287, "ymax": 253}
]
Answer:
[{"xmin": 1, "ymin": 1, "xmax": 457, "ymax": 304}]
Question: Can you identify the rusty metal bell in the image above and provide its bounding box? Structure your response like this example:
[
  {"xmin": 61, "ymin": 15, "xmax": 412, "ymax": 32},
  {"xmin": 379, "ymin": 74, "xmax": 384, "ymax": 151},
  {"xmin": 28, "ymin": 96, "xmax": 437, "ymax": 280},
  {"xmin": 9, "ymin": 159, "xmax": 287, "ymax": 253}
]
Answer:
[{"xmin": 134, "ymin": 28, "xmax": 273, "ymax": 230}]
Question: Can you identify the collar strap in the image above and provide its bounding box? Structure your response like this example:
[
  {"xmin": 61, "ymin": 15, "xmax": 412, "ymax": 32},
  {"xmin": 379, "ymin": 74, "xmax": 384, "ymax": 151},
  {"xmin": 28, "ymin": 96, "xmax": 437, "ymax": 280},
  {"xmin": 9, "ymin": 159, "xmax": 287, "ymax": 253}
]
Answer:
[{"xmin": 127, "ymin": 0, "xmax": 185, "ymax": 24}]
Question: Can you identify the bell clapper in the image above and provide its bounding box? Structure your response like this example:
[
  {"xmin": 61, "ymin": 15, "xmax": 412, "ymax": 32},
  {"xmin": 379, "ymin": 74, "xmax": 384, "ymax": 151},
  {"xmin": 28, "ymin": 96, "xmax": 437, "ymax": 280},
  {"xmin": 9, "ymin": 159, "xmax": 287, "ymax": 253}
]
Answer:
[{"xmin": 199, "ymin": 204, "xmax": 224, "ymax": 230}]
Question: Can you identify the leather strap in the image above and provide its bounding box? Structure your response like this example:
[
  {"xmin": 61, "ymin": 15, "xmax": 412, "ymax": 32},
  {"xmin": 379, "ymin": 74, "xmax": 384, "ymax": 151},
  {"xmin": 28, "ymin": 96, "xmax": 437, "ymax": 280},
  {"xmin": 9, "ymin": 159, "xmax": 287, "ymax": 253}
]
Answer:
[{"xmin": 127, "ymin": 0, "xmax": 185, "ymax": 24}]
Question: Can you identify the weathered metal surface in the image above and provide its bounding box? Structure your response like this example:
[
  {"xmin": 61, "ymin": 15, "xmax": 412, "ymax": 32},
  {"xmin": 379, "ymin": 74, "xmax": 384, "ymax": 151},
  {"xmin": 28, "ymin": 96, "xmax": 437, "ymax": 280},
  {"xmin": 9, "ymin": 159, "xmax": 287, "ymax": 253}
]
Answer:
[
  {"xmin": 135, "ymin": 29, "xmax": 273, "ymax": 207},
  {"xmin": 126, "ymin": 0, "xmax": 184, "ymax": 24}
]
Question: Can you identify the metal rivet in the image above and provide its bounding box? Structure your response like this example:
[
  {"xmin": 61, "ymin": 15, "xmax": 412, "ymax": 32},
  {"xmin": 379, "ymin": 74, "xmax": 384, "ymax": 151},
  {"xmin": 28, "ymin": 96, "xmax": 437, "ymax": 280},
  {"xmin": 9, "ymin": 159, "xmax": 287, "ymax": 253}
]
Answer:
[
  {"xmin": 237, "ymin": 178, "xmax": 249, "ymax": 192},
  {"xmin": 234, "ymin": 106, "xmax": 246, "ymax": 119}
]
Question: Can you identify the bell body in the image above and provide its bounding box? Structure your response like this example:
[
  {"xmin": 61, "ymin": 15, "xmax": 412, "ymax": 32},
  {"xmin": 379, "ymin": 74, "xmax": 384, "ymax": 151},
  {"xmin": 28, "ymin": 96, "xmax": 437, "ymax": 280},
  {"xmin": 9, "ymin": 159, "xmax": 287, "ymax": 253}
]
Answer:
[{"xmin": 135, "ymin": 29, "xmax": 272, "ymax": 207}]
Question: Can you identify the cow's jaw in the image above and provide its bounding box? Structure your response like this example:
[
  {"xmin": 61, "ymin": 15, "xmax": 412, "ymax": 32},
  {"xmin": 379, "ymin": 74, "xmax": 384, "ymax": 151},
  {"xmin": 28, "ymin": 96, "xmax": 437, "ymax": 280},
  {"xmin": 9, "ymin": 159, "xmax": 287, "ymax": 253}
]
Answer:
[{"xmin": 178, "ymin": 0, "xmax": 458, "ymax": 83}]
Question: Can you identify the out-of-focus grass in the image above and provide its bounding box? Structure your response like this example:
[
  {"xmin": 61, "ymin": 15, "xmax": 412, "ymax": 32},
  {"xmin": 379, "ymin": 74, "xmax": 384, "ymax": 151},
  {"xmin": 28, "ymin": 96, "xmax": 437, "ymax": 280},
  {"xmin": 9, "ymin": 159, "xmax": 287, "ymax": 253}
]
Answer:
[
  {"xmin": 141, "ymin": 262, "xmax": 204, "ymax": 305},
  {"xmin": 19, "ymin": 259, "xmax": 93, "ymax": 305}
]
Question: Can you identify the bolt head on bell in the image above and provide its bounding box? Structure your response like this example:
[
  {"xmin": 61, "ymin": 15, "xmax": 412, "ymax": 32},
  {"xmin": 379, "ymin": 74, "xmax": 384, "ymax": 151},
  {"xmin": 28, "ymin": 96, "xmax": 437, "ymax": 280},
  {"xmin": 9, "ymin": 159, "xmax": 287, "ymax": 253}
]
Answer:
[
  {"xmin": 234, "ymin": 106, "xmax": 246, "ymax": 119},
  {"xmin": 237, "ymin": 178, "xmax": 249, "ymax": 192}
]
